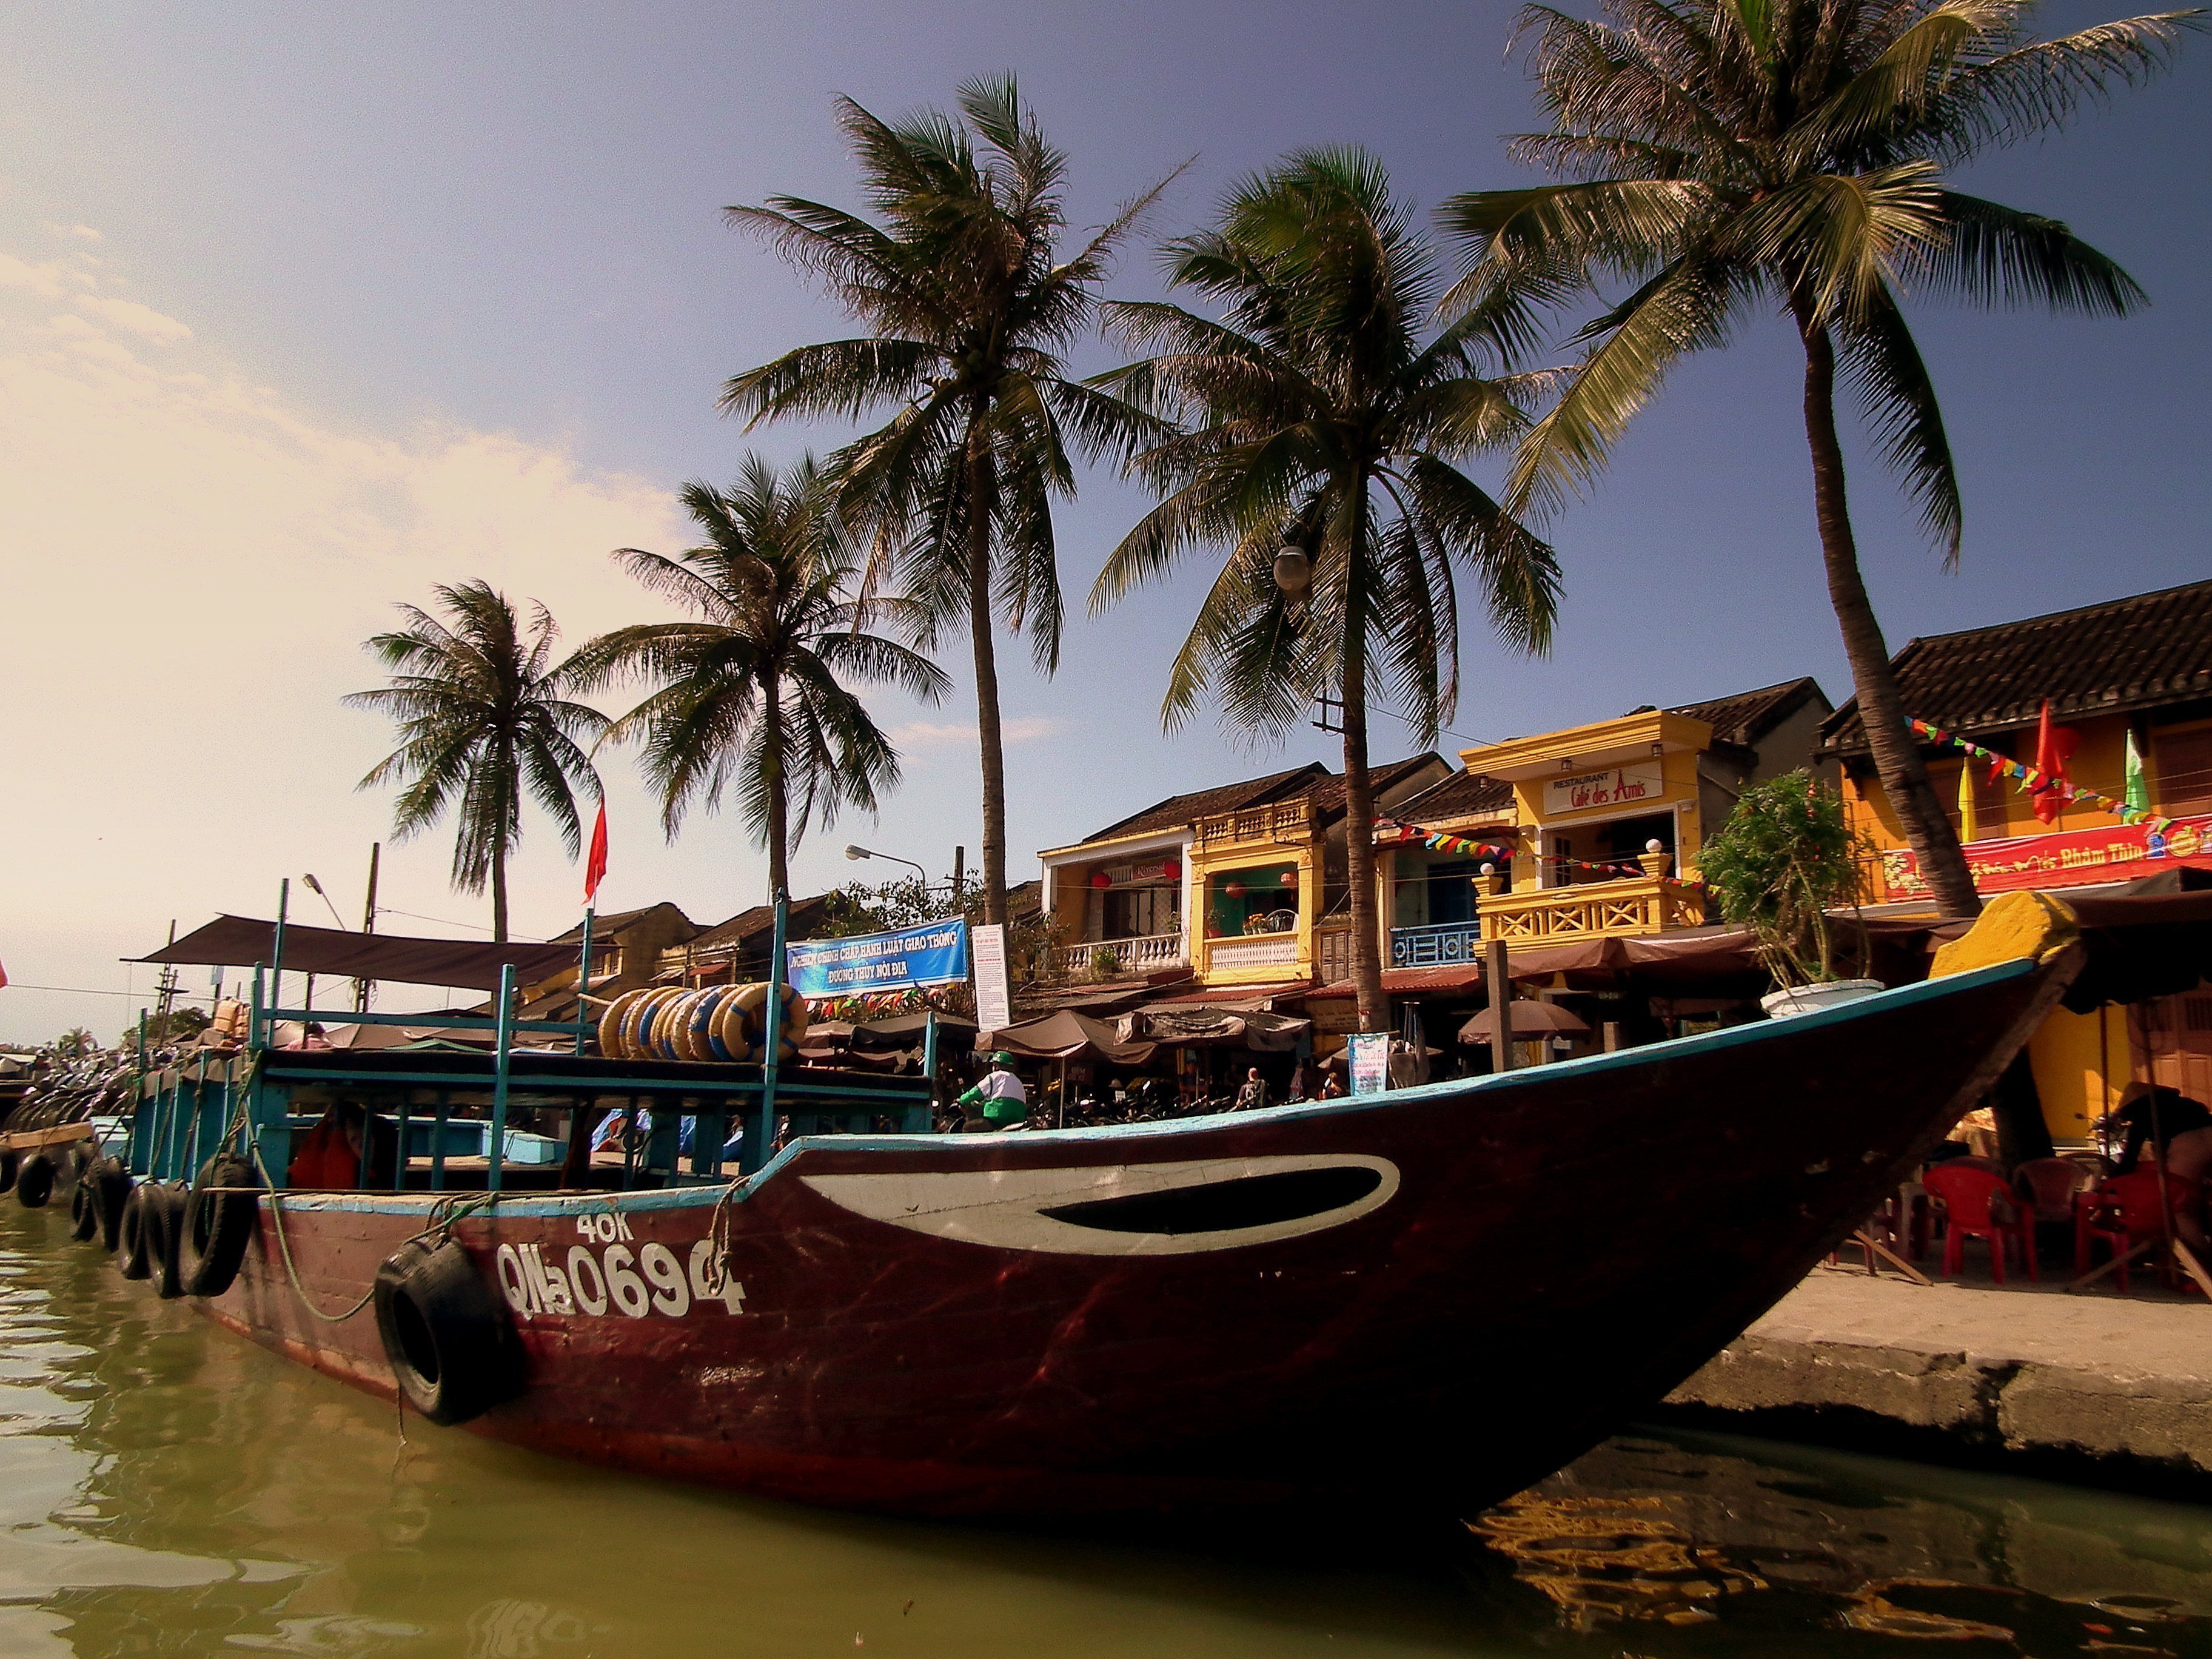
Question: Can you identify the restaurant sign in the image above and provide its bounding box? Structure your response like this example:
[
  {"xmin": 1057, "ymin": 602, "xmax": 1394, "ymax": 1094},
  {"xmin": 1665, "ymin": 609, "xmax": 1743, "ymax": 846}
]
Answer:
[
  {"xmin": 1879, "ymin": 814, "xmax": 2212, "ymax": 900},
  {"xmin": 1544, "ymin": 761, "xmax": 1664, "ymax": 819},
  {"xmin": 785, "ymin": 917, "xmax": 970, "ymax": 998}
]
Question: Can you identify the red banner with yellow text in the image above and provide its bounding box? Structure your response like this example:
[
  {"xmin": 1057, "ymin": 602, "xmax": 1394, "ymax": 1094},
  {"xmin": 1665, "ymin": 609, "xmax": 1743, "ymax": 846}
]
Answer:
[{"xmin": 1880, "ymin": 814, "xmax": 2212, "ymax": 900}]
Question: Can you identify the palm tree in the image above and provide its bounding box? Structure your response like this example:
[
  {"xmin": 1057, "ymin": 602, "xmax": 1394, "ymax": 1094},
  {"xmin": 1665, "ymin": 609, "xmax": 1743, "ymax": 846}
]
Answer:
[
  {"xmin": 347, "ymin": 581, "xmax": 606, "ymax": 942},
  {"xmin": 1091, "ymin": 149, "xmax": 1562, "ymax": 1031},
  {"xmin": 1441, "ymin": 0, "xmax": 2196, "ymax": 919},
  {"xmin": 720, "ymin": 73, "xmax": 1176, "ymax": 928},
  {"xmin": 566, "ymin": 455, "xmax": 950, "ymax": 900}
]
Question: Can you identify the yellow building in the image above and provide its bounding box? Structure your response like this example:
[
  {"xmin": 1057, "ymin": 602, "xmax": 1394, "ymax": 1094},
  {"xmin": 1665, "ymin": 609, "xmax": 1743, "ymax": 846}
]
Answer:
[
  {"xmin": 1378, "ymin": 679, "xmax": 1834, "ymax": 970},
  {"xmin": 1815, "ymin": 579, "xmax": 2212, "ymax": 1142},
  {"xmin": 1036, "ymin": 757, "xmax": 1450, "ymax": 994}
]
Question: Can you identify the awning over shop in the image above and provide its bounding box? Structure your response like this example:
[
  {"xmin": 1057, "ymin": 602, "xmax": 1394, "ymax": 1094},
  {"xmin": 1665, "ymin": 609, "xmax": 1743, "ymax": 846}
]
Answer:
[
  {"xmin": 2056, "ymin": 883, "xmax": 2212, "ymax": 1011},
  {"xmin": 978, "ymin": 1008, "xmax": 1156, "ymax": 1065},
  {"xmin": 132, "ymin": 916, "xmax": 581, "ymax": 992},
  {"xmin": 1134, "ymin": 1007, "xmax": 1312, "ymax": 1051}
]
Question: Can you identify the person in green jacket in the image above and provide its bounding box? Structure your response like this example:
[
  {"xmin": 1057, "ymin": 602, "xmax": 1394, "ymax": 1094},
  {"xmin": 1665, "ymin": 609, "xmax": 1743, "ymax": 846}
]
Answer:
[{"xmin": 957, "ymin": 1053, "xmax": 1029, "ymax": 1131}]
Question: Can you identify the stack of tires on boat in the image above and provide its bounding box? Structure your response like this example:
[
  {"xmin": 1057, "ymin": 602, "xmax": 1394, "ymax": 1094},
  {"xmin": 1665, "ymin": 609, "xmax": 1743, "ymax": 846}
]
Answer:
[
  {"xmin": 10, "ymin": 1134, "xmax": 260, "ymax": 1303},
  {"xmin": 593, "ymin": 980, "xmax": 808, "ymax": 1063}
]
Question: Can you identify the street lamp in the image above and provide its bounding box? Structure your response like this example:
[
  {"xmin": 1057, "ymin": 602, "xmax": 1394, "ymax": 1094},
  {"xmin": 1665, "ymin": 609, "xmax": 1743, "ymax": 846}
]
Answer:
[
  {"xmin": 300, "ymin": 874, "xmax": 347, "ymax": 929},
  {"xmin": 1272, "ymin": 545, "xmax": 1311, "ymax": 598},
  {"xmin": 844, "ymin": 844, "xmax": 930, "ymax": 882}
]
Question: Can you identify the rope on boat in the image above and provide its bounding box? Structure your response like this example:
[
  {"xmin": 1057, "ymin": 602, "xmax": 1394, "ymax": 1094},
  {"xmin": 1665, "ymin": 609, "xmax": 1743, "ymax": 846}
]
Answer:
[{"xmin": 241, "ymin": 1127, "xmax": 502, "ymax": 1325}]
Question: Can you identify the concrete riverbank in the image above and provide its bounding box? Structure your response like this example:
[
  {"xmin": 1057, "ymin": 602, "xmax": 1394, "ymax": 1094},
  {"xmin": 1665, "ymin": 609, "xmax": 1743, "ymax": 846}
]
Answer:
[{"xmin": 1664, "ymin": 1270, "xmax": 2212, "ymax": 1499}]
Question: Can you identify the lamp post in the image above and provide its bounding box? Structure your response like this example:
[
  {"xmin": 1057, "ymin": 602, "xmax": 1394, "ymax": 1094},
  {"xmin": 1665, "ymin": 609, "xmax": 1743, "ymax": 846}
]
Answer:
[{"xmin": 844, "ymin": 844, "xmax": 930, "ymax": 883}]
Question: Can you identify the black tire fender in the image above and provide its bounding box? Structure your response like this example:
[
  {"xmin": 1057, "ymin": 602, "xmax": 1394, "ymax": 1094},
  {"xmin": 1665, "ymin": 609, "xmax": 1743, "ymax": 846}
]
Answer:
[
  {"xmin": 65, "ymin": 1143, "xmax": 92, "ymax": 1186},
  {"xmin": 92, "ymin": 1159, "xmax": 133, "ymax": 1253},
  {"xmin": 15, "ymin": 1154, "xmax": 54, "ymax": 1210},
  {"xmin": 68, "ymin": 1178, "xmax": 99, "ymax": 1241},
  {"xmin": 118, "ymin": 1184, "xmax": 155, "ymax": 1279},
  {"xmin": 372, "ymin": 1239, "xmax": 525, "ymax": 1426},
  {"xmin": 147, "ymin": 1184, "xmax": 187, "ymax": 1299},
  {"xmin": 178, "ymin": 1155, "xmax": 260, "ymax": 1298}
]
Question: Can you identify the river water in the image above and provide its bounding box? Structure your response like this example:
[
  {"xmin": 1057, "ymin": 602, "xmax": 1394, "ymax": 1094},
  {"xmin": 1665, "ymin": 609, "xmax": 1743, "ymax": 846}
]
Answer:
[{"xmin": 3, "ymin": 1202, "xmax": 2207, "ymax": 1659}]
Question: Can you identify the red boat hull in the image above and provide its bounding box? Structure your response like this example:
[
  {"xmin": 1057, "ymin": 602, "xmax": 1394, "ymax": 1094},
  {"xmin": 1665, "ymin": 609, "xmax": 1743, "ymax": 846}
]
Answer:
[{"xmin": 195, "ymin": 959, "xmax": 2060, "ymax": 1518}]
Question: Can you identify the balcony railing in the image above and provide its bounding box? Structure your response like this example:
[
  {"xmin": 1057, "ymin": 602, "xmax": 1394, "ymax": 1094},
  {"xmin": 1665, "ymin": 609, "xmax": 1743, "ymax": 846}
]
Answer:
[
  {"xmin": 1205, "ymin": 934, "xmax": 1301, "ymax": 973},
  {"xmin": 1194, "ymin": 797, "xmax": 1313, "ymax": 850},
  {"xmin": 1390, "ymin": 919, "xmax": 1483, "ymax": 968},
  {"xmin": 1476, "ymin": 876, "xmax": 1704, "ymax": 945},
  {"xmin": 1049, "ymin": 930, "xmax": 1188, "ymax": 979}
]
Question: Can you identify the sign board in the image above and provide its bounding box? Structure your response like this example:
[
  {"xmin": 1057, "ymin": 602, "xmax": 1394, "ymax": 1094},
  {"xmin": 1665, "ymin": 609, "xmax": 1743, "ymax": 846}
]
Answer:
[
  {"xmin": 1880, "ymin": 813, "xmax": 2211, "ymax": 900},
  {"xmin": 785, "ymin": 918, "xmax": 969, "ymax": 999},
  {"xmin": 1544, "ymin": 761, "xmax": 1665, "ymax": 819},
  {"xmin": 971, "ymin": 922, "xmax": 1013, "ymax": 1034},
  {"xmin": 1105, "ymin": 857, "xmax": 1181, "ymax": 886},
  {"xmin": 1346, "ymin": 1032, "xmax": 1392, "ymax": 1096}
]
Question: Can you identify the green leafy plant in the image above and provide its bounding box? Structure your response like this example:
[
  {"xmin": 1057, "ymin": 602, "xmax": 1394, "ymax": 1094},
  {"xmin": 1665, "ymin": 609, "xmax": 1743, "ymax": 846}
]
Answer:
[
  {"xmin": 1697, "ymin": 771, "xmax": 1873, "ymax": 987},
  {"xmin": 1087, "ymin": 945, "xmax": 1124, "ymax": 981}
]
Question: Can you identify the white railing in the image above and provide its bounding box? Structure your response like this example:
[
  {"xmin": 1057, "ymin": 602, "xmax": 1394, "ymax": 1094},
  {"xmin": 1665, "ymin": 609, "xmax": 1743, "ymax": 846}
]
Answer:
[
  {"xmin": 1207, "ymin": 934, "xmax": 1300, "ymax": 973},
  {"xmin": 1051, "ymin": 931, "xmax": 1188, "ymax": 979}
]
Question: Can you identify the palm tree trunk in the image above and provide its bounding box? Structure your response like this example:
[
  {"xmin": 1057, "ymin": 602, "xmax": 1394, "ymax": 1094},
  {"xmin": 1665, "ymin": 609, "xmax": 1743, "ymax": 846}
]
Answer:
[
  {"xmin": 763, "ymin": 666, "xmax": 790, "ymax": 903},
  {"xmin": 491, "ymin": 845, "xmax": 509, "ymax": 943},
  {"xmin": 1792, "ymin": 299, "xmax": 1981, "ymax": 920},
  {"xmin": 1341, "ymin": 486, "xmax": 1388, "ymax": 1033},
  {"xmin": 966, "ymin": 413, "xmax": 1009, "ymax": 930}
]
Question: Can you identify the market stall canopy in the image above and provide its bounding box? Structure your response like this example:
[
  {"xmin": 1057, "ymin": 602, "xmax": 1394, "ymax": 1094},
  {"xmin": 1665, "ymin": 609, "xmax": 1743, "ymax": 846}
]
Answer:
[
  {"xmin": 130, "ymin": 916, "xmax": 581, "ymax": 992},
  {"xmin": 1460, "ymin": 1000, "xmax": 1593, "ymax": 1044},
  {"xmin": 851, "ymin": 1011, "xmax": 979, "ymax": 1050},
  {"xmin": 2056, "ymin": 883, "xmax": 2212, "ymax": 1011},
  {"xmin": 1134, "ymin": 1007, "xmax": 1311, "ymax": 1052},
  {"xmin": 977, "ymin": 1009, "xmax": 1155, "ymax": 1065}
]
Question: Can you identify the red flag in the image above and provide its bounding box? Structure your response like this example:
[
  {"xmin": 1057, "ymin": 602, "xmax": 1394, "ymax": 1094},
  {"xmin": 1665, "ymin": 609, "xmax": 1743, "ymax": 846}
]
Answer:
[
  {"xmin": 0, "ymin": 956, "xmax": 8, "ymax": 990},
  {"xmin": 583, "ymin": 800, "xmax": 609, "ymax": 903},
  {"xmin": 2030, "ymin": 700, "xmax": 2080, "ymax": 826}
]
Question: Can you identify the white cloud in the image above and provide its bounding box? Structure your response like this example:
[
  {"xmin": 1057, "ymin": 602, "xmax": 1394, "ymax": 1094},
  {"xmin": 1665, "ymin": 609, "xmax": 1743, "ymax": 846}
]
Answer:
[
  {"xmin": 891, "ymin": 716, "xmax": 1064, "ymax": 748},
  {"xmin": 0, "ymin": 252, "xmax": 71, "ymax": 298},
  {"xmin": 45, "ymin": 222, "xmax": 102, "ymax": 242},
  {"xmin": 73, "ymin": 292, "xmax": 192, "ymax": 342},
  {"xmin": 0, "ymin": 239, "xmax": 692, "ymax": 1042}
]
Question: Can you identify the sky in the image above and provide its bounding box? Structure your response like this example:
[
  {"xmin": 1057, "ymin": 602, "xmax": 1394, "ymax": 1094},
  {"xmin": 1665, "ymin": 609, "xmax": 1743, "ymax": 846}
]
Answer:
[{"xmin": 1, "ymin": 1, "xmax": 2206, "ymax": 1043}]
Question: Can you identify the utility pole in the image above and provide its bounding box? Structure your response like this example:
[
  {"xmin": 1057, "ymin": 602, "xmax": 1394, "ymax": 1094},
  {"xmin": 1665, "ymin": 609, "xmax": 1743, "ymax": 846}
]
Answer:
[
  {"xmin": 951, "ymin": 845, "xmax": 966, "ymax": 908},
  {"xmin": 153, "ymin": 920, "xmax": 179, "ymax": 1034},
  {"xmin": 355, "ymin": 842, "xmax": 380, "ymax": 1013}
]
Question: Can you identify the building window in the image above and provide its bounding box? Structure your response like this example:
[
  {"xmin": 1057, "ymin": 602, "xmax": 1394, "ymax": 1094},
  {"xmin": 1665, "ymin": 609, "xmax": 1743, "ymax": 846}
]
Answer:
[
  {"xmin": 2153, "ymin": 724, "xmax": 2212, "ymax": 817},
  {"xmin": 1104, "ymin": 886, "xmax": 1178, "ymax": 940}
]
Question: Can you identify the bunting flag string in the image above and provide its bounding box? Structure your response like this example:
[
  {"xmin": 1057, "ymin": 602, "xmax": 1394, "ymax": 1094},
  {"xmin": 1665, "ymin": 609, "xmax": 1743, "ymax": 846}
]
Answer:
[
  {"xmin": 1376, "ymin": 820, "xmax": 1687, "ymax": 885},
  {"xmin": 1906, "ymin": 718, "xmax": 2173, "ymax": 834}
]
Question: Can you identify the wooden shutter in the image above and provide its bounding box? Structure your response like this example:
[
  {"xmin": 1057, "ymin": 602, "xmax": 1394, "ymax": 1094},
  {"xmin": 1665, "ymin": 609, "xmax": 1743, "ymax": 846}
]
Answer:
[{"xmin": 2152, "ymin": 725, "xmax": 2212, "ymax": 816}]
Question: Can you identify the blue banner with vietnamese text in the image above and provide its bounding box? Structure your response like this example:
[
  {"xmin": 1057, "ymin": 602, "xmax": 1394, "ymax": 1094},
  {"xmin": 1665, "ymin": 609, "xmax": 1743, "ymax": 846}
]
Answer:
[{"xmin": 786, "ymin": 918, "xmax": 970, "ymax": 998}]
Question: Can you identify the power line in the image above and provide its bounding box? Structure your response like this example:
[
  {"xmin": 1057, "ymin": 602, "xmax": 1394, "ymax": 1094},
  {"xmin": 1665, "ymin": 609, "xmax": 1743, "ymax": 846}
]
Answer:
[
  {"xmin": 373, "ymin": 907, "xmax": 546, "ymax": 942},
  {"xmin": 2, "ymin": 984, "xmax": 212, "ymax": 1000}
]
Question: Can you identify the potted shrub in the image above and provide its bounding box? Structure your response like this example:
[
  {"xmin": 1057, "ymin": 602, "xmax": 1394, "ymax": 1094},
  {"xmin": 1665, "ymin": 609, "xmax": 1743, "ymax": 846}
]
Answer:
[
  {"xmin": 1696, "ymin": 770, "xmax": 1881, "ymax": 1017},
  {"xmin": 1087, "ymin": 945, "xmax": 1124, "ymax": 981}
]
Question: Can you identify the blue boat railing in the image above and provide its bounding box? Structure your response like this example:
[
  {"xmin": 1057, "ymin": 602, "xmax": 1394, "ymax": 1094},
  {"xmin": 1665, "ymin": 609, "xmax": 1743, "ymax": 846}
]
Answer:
[
  {"xmin": 1389, "ymin": 919, "xmax": 1484, "ymax": 968},
  {"xmin": 128, "ymin": 885, "xmax": 935, "ymax": 1196}
]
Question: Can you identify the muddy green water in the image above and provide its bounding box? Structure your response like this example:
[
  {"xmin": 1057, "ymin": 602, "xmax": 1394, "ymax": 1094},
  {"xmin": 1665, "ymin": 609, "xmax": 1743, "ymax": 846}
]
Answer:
[{"xmin": 3, "ymin": 1204, "xmax": 2208, "ymax": 1659}]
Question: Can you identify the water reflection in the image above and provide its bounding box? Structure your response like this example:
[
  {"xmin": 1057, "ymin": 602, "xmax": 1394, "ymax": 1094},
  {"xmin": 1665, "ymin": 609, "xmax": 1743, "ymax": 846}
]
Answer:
[{"xmin": 2, "ymin": 1204, "xmax": 2207, "ymax": 1658}]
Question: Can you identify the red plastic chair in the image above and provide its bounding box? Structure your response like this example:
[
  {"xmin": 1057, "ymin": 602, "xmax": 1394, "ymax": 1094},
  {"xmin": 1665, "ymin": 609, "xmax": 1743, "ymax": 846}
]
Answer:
[
  {"xmin": 2074, "ymin": 1169, "xmax": 2200, "ymax": 1293},
  {"xmin": 1923, "ymin": 1162, "xmax": 2037, "ymax": 1284}
]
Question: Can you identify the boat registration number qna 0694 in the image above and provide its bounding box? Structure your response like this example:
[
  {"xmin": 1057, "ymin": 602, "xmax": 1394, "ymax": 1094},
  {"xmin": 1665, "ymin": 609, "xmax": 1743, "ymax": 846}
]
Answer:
[{"xmin": 495, "ymin": 1234, "xmax": 749, "ymax": 1321}]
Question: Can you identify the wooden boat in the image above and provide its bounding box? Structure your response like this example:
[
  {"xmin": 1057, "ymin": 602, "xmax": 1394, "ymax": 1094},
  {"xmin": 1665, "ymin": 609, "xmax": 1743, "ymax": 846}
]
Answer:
[{"xmin": 93, "ymin": 894, "xmax": 2093, "ymax": 1520}]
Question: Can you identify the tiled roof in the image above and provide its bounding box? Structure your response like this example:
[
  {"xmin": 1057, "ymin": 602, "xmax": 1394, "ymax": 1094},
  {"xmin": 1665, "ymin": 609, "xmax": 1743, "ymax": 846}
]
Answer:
[
  {"xmin": 1304, "ymin": 755, "xmax": 1448, "ymax": 824},
  {"xmin": 1082, "ymin": 763, "xmax": 1327, "ymax": 843},
  {"xmin": 686, "ymin": 894, "xmax": 834, "ymax": 951},
  {"xmin": 1667, "ymin": 677, "xmax": 1829, "ymax": 748},
  {"xmin": 1820, "ymin": 579, "xmax": 2212, "ymax": 754},
  {"xmin": 1390, "ymin": 769, "xmax": 1516, "ymax": 825},
  {"xmin": 549, "ymin": 902, "xmax": 698, "ymax": 945}
]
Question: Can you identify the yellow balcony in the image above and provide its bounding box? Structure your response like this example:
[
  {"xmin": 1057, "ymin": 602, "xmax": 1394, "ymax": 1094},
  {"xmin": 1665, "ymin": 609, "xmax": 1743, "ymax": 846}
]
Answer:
[
  {"xmin": 1477, "ymin": 877, "xmax": 1706, "ymax": 946},
  {"xmin": 1194, "ymin": 798, "xmax": 1314, "ymax": 851}
]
